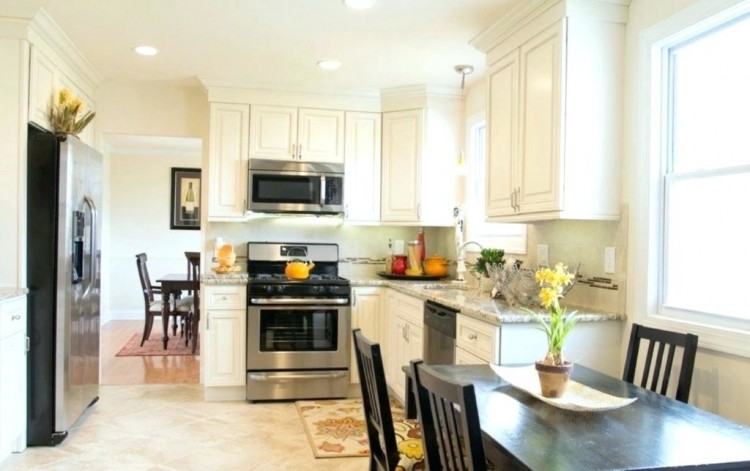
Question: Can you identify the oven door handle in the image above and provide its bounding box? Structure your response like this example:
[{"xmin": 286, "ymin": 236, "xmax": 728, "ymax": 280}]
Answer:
[
  {"xmin": 248, "ymin": 371, "xmax": 348, "ymax": 381},
  {"xmin": 250, "ymin": 297, "xmax": 350, "ymax": 305}
]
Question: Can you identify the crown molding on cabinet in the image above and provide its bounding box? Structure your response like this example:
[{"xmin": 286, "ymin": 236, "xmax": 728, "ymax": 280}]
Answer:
[
  {"xmin": 470, "ymin": 0, "xmax": 631, "ymax": 53},
  {"xmin": 201, "ymin": 80, "xmax": 382, "ymax": 112},
  {"xmin": 28, "ymin": 8, "xmax": 101, "ymax": 88},
  {"xmin": 101, "ymin": 133, "xmax": 202, "ymax": 159},
  {"xmin": 201, "ymin": 80, "xmax": 464, "ymax": 112}
]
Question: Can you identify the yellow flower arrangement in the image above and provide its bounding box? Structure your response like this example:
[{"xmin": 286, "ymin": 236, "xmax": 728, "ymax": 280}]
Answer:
[
  {"xmin": 49, "ymin": 88, "xmax": 95, "ymax": 136},
  {"xmin": 527, "ymin": 263, "xmax": 578, "ymax": 366}
]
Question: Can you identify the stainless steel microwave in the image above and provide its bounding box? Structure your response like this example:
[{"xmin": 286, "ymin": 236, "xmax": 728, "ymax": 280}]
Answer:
[{"xmin": 248, "ymin": 159, "xmax": 345, "ymax": 215}]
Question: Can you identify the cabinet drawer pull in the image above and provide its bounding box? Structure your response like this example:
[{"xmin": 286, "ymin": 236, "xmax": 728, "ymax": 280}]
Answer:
[
  {"xmin": 11, "ymin": 314, "xmax": 21, "ymax": 321},
  {"xmin": 467, "ymin": 333, "xmax": 478, "ymax": 341}
]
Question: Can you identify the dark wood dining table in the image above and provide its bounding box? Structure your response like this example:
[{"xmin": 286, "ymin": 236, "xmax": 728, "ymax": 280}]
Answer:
[
  {"xmin": 404, "ymin": 364, "xmax": 750, "ymax": 470},
  {"xmin": 155, "ymin": 273, "xmax": 199, "ymax": 351}
]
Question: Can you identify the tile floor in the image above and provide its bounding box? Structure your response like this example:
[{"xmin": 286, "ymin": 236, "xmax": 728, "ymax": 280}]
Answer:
[{"xmin": 2, "ymin": 384, "xmax": 368, "ymax": 471}]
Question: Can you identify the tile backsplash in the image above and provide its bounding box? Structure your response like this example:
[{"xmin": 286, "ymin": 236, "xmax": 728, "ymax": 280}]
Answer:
[{"xmin": 205, "ymin": 210, "xmax": 627, "ymax": 315}]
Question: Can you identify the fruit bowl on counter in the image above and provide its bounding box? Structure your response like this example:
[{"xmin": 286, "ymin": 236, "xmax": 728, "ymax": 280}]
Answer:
[
  {"xmin": 376, "ymin": 271, "xmax": 448, "ymax": 281},
  {"xmin": 378, "ymin": 255, "xmax": 450, "ymax": 281}
]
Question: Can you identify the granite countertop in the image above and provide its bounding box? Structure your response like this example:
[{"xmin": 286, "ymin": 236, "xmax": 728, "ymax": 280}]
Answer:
[
  {"xmin": 351, "ymin": 279, "xmax": 624, "ymax": 326},
  {"xmin": 199, "ymin": 273, "xmax": 623, "ymax": 326},
  {"xmin": 0, "ymin": 287, "xmax": 29, "ymax": 302},
  {"xmin": 201, "ymin": 272, "xmax": 249, "ymax": 285}
]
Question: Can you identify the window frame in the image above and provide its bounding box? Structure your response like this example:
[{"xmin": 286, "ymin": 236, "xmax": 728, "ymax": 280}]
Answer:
[
  {"xmin": 642, "ymin": 0, "xmax": 750, "ymax": 357},
  {"xmin": 463, "ymin": 112, "xmax": 527, "ymax": 255}
]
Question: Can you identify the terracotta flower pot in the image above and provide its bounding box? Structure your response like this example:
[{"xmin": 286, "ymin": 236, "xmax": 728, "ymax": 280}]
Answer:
[{"xmin": 535, "ymin": 360, "xmax": 574, "ymax": 398}]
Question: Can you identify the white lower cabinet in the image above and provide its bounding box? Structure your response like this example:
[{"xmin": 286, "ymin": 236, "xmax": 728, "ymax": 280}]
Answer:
[
  {"xmin": 455, "ymin": 346, "xmax": 486, "ymax": 365},
  {"xmin": 0, "ymin": 296, "xmax": 27, "ymax": 464},
  {"xmin": 456, "ymin": 314, "xmax": 500, "ymax": 364},
  {"xmin": 203, "ymin": 285, "xmax": 246, "ymax": 388},
  {"xmin": 350, "ymin": 287, "xmax": 383, "ymax": 383},
  {"xmin": 382, "ymin": 289, "xmax": 423, "ymax": 403}
]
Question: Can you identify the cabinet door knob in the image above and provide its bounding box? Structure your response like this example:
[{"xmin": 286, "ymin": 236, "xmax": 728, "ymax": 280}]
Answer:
[{"xmin": 11, "ymin": 314, "xmax": 21, "ymax": 321}]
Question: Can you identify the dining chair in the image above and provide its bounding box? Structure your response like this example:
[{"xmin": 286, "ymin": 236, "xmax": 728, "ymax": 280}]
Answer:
[
  {"xmin": 352, "ymin": 329, "xmax": 424, "ymax": 471},
  {"xmin": 185, "ymin": 251, "xmax": 200, "ymax": 295},
  {"xmin": 184, "ymin": 251, "xmax": 201, "ymax": 350},
  {"xmin": 622, "ymin": 323, "xmax": 699, "ymax": 403},
  {"xmin": 410, "ymin": 360, "xmax": 486, "ymax": 471},
  {"xmin": 135, "ymin": 253, "xmax": 192, "ymax": 347}
]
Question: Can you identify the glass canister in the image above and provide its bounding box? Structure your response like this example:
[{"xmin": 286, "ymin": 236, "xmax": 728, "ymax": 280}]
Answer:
[{"xmin": 406, "ymin": 240, "xmax": 423, "ymax": 275}]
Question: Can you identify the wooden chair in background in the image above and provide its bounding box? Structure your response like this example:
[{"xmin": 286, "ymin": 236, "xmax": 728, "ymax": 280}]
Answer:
[
  {"xmin": 623, "ymin": 323, "xmax": 699, "ymax": 403},
  {"xmin": 135, "ymin": 253, "xmax": 192, "ymax": 347}
]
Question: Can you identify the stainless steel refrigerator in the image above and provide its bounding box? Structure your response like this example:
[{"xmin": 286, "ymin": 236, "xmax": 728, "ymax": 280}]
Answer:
[{"xmin": 26, "ymin": 124, "xmax": 101, "ymax": 446}]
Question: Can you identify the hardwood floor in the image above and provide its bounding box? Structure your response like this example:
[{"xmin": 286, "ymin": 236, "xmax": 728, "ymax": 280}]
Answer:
[{"xmin": 101, "ymin": 320, "xmax": 200, "ymax": 385}]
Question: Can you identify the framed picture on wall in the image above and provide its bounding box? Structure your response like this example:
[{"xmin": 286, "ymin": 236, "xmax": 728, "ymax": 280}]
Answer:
[{"xmin": 170, "ymin": 168, "xmax": 201, "ymax": 230}]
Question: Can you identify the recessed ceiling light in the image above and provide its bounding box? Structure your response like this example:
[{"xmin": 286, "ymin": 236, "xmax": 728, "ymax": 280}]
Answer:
[
  {"xmin": 343, "ymin": 0, "xmax": 376, "ymax": 10},
  {"xmin": 134, "ymin": 45, "xmax": 159, "ymax": 56},
  {"xmin": 317, "ymin": 60, "xmax": 342, "ymax": 71}
]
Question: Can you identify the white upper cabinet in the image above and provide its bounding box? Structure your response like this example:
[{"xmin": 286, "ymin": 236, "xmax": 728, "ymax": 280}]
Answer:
[
  {"xmin": 486, "ymin": 50, "xmax": 519, "ymax": 218},
  {"xmin": 381, "ymin": 98, "xmax": 461, "ymax": 226},
  {"xmin": 208, "ymin": 103, "xmax": 249, "ymax": 220},
  {"xmin": 381, "ymin": 109, "xmax": 423, "ymax": 223},
  {"xmin": 249, "ymin": 105, "xmax": 345, "ymax": 163},
  {"xmin": 517, "ymin": 23, "xmax": 563, "ymax": 214},
  {"xmin": 249, "ymin": 105, "xmax": 298, "ymax": 161},
  {"xmin": 344, "ymin": 112, "xmax": 381, "ymax": 222},
  {"xmin": 29, "ymin": 47, "xmax": 55, "ymax": 131},
  {"xmin": 28, "ymin": 45, "xmax": 96, "ymax": 147},
  {"xmin": 476, "ymin": 1, "xmax": 626, "ymax": 222},
  {"xmin": 298, "ymin": 108, "xmax": 345, "ymax": 163}
]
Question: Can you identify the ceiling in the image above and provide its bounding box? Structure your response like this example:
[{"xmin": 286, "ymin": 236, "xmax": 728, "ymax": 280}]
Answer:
[{"xmin": 41, "ymin": 0, "xmax": 518, "ymax": 91}]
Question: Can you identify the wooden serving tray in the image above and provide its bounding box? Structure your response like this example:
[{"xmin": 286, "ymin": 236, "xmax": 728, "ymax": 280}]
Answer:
[{"xmin": 376, "ymin": 271, "xmax": 447, "ymax": 281}]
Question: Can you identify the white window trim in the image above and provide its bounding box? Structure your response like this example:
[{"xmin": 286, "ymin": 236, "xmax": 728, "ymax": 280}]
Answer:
[
  {"xmin": 637, "ymin": 0, "xmax": 750, "ymax": 358},
  {"xmin": 463, "ymin": 111, "xmax": 527, "ymax": 255}
]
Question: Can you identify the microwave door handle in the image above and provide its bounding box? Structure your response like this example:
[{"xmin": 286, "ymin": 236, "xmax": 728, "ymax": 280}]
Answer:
[{"xmin": 320, "ymin": 175, "xmax": 326, "ymax": 206}]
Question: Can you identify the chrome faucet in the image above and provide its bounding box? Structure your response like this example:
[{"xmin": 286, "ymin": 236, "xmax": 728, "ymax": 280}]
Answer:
[{"xmin": 456, "ymin": 241, "xmax": 483, "ymax": 282}]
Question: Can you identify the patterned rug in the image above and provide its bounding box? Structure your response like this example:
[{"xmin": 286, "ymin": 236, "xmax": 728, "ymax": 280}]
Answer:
[
  {"xmin": 296, "ymin": 398, "xmax": 421, "ymax": 459},
  {"xmin": 116, "ymin": 330, "xmax": 198, "ymax": 357}
]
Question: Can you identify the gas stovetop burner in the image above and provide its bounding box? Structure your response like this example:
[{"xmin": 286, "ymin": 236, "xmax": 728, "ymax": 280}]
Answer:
[{"xmin": 249, "ymin": 273, "xmax": 349, "ymax": 285}]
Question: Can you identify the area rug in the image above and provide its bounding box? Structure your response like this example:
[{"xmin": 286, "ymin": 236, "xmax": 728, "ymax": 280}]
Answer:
[
  {"xmin": 296, "ymin": 398, "xmax": 420, "ymax": 459},
  {"xmin": 116, "ymin": 330, "xmax": 198, "ymax": 357}
]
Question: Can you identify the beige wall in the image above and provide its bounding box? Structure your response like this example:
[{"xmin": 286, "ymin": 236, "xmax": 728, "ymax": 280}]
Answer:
[
  {"xmin": 624, "ymin": 0, "xmax": 750, "ymax": 424},
  {"xmin": 105, "ymin": 153, "xmax": 201, "ymax": 321},
  {"xmin": 0, "ymin": 37, "xmax": 29, "ymax": 288},
  {"xmin": 96, "ymin": 80, "xmax": 209, "ymax": 322}
]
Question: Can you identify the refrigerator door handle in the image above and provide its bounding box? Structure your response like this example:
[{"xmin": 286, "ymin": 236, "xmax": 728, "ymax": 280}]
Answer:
[{"xmin": 83, "ymin": 195, "xmax": 97, "ymax": 293}]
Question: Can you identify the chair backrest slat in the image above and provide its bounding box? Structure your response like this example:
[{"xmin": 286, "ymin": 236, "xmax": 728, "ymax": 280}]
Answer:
[
  {"xmin": 640, "ymin": 339, "xmax": 655, "ymax": 388},
  {"xmin": 410, "ymin": 360, "xmax": 486, "ymax": 471},
  {"xmin": 661, "ymin": 344, "xmax": 677, "ymax": 396},
  {"xmin": 650, "ymin": 341, "xmax": 666, "ymax": 392},
  {"xmin": 623, "ymin": 323, "xmax": 699, "ymax": 403},
  {"xmin": 135, "ymin": 253, "xmax": 154, "ymax": 302},
  {"xmin": 352, "ymin": 329, "xmax": 399, "ymax": 471}
]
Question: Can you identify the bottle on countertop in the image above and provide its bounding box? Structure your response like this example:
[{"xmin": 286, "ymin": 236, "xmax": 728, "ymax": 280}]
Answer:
[
  {"xmin": 385, "ymin": 239, "xmax": 393, "ymax": 274},
  {"xmin": 417, "ymin": 228, "xmax": 426, "ymax": 262}
]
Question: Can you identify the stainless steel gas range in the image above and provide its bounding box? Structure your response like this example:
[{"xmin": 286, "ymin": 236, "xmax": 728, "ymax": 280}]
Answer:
[{"xmin": 245, "ymin": 242, "xmax": 350, "ymax": 401}]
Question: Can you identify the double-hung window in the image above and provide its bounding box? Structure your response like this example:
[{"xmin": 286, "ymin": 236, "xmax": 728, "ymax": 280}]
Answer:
[
  {"xmin": 654, "ymin": 6, "xmax": 750, "ymax": 342},
  {"xmin": 464, "ymin": 118, "xmax": 526, "ymax": 254}
]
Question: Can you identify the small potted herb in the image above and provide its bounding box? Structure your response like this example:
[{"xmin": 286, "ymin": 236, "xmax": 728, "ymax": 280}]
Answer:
[
  {"xmin": 474, "ymin": 248, "xmax": 505, "ymax": 277},
  {"xmin": 527, "ymin": 263, "xmax": 578, "ymax": 398}
]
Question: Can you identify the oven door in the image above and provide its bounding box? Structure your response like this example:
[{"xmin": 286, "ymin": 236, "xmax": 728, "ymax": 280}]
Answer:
[
  {"xmin": 247, "ymin": 302, "xmax": 350, "ymax": 370},
  {"xmin": 249, "ymin": 170, "xmax": 344, "ymax": 214}
]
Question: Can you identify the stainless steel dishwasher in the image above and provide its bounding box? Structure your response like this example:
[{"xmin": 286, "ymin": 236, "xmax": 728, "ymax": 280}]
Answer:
[{"xmin": 423, "ymin": 300, "xmax": 457, "ymax": 364}]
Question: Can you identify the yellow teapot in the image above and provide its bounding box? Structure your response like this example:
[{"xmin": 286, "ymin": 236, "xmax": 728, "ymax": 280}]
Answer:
[{"xmin": 285, "ymin": 259, "xmax": 316, "ymax": 280}]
